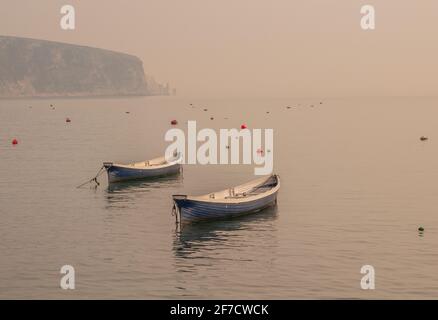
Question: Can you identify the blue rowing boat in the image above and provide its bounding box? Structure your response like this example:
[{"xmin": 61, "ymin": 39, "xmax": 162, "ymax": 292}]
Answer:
[
  {"xmin": 103, "ymin": 154, "xmax": 182, "ymax": 183},
  {"xmin": 172, "ymin": 174, "xmax": 280, "ymax": 224}
]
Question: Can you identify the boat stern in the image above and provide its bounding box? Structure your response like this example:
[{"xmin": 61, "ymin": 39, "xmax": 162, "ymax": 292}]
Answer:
[{"xmin": 103, "ymin": 162, "xmax": 113, "ymax": 170}]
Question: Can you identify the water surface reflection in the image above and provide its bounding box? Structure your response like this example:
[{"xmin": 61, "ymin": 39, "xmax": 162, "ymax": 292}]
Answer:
[
  {"xmin": 105, "ymin": 175, "xmax": 183, "ymax": 209},
  {"xmin": 173, "ymin": 206, "xmax": 279, "ymax": 262}
]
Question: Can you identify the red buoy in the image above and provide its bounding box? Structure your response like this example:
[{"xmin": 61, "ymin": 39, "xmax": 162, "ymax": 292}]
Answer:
[
  {"xmin": 12, "ymin": 138, "xmax": 18, "ymax": 145},
  {"xmin": 66, "ymin": 117, "xmax": 71, "ymax": 123},
  {"xmin": 241, "ymin": 124, "xmax": 248, "ymax": 129},
  {"xmin": 171, "ymin": 120, "xmax": 178, "ymax": 125}
]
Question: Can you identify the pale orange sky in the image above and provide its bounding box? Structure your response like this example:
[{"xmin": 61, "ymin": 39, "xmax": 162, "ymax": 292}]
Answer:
[{"xmin": 1, "ymin": 0, "xmax": 438, "ymax": 98}]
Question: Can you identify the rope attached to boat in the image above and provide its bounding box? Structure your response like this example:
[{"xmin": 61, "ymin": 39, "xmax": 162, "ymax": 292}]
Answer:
[
  {"xmin": 76, "ymin": 166, "xmax": 105, "ymax": 189},
  {"xmin": 171, "ymin": 201, "xmax": 181, "ymax": 224}
]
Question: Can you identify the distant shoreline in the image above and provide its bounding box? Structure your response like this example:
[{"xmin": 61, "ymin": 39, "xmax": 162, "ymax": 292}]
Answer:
[
  {"xmin": 0, "ymin": 94, "xmax": 174, "ymax": 101},
  {"xmin": 0, "ymin": 35, "xmax": 174, "ymax": 99}
]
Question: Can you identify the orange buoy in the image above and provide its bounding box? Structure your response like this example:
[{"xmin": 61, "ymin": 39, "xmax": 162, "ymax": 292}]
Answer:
[
  {"xmin": 171, "ymin": 120, "xmax": 178, "ymax": 125},
  {"xmin": 12, "ymin": 138, "xmax": 18, "ymax": 145},
  {"xmin": 241, "ymin": 124, "xmax": 248, "ymax": 129}
]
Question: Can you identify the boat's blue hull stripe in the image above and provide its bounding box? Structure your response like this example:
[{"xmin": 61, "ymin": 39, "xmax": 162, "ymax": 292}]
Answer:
[{"xmin": 106, "ymin": 163, "xmax": 181, "ymax": 183}]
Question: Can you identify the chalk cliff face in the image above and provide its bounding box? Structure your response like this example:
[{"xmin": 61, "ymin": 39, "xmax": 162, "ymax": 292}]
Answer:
[{"xmin": 0, "ymin": 36, "xmax": 164, "ymax": 98}]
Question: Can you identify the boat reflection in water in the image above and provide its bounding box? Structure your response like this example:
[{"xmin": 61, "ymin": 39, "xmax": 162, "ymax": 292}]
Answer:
[
  {"xmin": 105, "ymin": 175, "xmax": 183, "ymax": 210},
  {"xmin": 173, "ymin": 205, "xmax": 278, "ymax": 261}
]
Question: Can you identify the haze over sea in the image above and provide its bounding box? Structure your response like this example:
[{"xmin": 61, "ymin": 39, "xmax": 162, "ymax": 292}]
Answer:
[{"xmin": 1, "ymin": 96, "xmax": 438, "ymax": 299}]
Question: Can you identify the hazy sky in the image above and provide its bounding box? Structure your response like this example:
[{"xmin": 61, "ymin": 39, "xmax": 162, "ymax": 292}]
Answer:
[{"xmin": 1, "ymin": 0, "xmax": 438, "ymax": 97}]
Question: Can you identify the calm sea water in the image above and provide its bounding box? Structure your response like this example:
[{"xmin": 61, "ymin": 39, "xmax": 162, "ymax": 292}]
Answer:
[{"xmin": 1, "ymin": 96, "xmax": 438, "ymax": 299}]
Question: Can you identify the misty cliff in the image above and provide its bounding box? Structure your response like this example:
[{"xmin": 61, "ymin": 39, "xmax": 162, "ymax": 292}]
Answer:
[{"xmin": 0, "ymin": 36, "xmax": 168, "ymax": 98}]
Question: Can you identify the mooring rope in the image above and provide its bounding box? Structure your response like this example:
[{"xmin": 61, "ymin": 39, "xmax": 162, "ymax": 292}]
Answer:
[
  {"xmin": 76, "ymin": 166, "xmax": 105, "ymax": 189},
  {"xmin": 171, "ymin": 201, "xmax": 181, "ymax": 224},
  {"xmin": 171, "ymin": 203, "xmax": 176, "ymax": 216}
]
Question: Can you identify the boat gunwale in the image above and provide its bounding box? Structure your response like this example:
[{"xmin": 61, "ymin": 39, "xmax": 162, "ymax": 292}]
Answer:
[{"xmin": 107, "ymin": 156, "xmax": 182, "ymax": 171}]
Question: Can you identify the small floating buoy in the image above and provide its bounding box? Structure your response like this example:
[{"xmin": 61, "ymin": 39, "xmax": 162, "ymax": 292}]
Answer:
[
  {"xmin": 241, "ymin": 124, "xmax": 247, "ymax": 129},
  {"xmin": 418, "ymin": 227, "xmax": 425, "ymax": 232},
  {"xmin": 420, "ymin": 136, "xmax": 428, "ymax": 141},
  {"xmin": 66, "ymin": 117, "xmax": 71, "ymax": 123},
  {"xmin": 12, "ymin": 138, "xmax": 18, "ymax": 145},
  {"xmin": 171, "ymin": 120, "xmax": 178, "ymax": 125}
]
